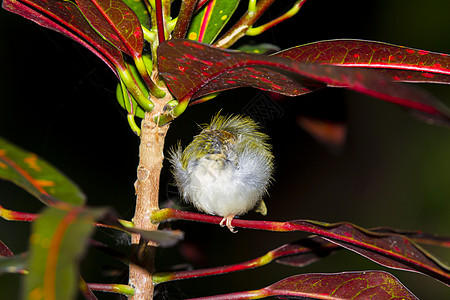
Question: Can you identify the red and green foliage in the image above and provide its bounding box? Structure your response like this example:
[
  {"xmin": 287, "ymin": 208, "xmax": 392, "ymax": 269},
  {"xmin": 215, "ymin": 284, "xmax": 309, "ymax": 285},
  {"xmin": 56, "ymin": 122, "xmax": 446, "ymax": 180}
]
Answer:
[{"xmin": 1, "ymin": 0, "xmax": 449, "ymax": 299}]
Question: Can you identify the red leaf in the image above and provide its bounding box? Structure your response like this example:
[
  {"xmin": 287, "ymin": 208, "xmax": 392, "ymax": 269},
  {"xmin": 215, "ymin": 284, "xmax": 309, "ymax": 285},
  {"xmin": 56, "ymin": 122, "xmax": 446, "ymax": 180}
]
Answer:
[
  {"xmin": 274, "ymin": 237, "xmax": 338, "ymax": 267},
  {"xmin": 157, "ymin": 39, "xmax": 450, "ymax": 125},
  {"xmin": 263, "ymin": 271, "xmax": 418, "ymax": 300},
  {"xmin": 158, "ymin": 39, "xmax": 322, "ymax": 101},
  {"xmin": 0, "ymin": 240, "xmax": 14, "ymax": 257},
  {"xmin": 153, "ymin": 236, "xmax": 338, "ymax": 284},
  {"xmin": 2, "ymin": 0, "xmax": 126, "ymax": 74},
  {"xmin": 275, "ymin": 39, "xmax": 450, "ymax": 84},
  {"xmin": 289, "ymin": 220, "xmax": 450, "ymax": 286},
  {"xmin": 372, "ymin": 227, "xmax": 450, "ymax": 248},
  {"xmin": 278, "ymin": 228, "xmax": 450, "ymax": 267},
  {"xmin": 75, "ymin": 0, "xmax": 143, "ymax": 58},
  {"xmin": 188, "ymin": 271, "xmax": 418, "ymax": 300},
  {"xmin": 152, "ymin": 227, "xmax": 450, "ymax": 284},
  {"xmin": 152, "ymin": 209, "xmax": 450, "ymax": 286}
]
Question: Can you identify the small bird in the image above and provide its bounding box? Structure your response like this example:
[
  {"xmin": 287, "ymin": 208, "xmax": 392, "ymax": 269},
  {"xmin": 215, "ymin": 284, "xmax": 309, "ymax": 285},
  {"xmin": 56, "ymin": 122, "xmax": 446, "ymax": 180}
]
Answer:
[{"xmin": 169, "ymin": 114, "xmax": 274, "ymax": 232}]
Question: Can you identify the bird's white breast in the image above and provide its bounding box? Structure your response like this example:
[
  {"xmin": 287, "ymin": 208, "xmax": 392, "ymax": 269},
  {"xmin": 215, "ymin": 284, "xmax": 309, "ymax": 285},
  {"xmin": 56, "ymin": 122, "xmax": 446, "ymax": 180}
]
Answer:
[{"xmin": 184, "ymin": 156, "xmax": 260, "ymax": 217}]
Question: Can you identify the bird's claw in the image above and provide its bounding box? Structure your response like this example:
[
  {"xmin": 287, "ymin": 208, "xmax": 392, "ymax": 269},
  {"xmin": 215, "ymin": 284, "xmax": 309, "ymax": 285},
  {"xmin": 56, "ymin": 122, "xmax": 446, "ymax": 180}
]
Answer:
[{"xmin": 220, "ymin": 215, "xmax": 237, "ymax": 233}]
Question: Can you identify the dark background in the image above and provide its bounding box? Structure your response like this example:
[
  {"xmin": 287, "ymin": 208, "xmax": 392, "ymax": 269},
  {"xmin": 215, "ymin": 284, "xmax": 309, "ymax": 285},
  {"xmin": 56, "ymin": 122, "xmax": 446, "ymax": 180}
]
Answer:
[{"xmin": 1, "ymin": 0, "xmax": 450, "ymax": 298}]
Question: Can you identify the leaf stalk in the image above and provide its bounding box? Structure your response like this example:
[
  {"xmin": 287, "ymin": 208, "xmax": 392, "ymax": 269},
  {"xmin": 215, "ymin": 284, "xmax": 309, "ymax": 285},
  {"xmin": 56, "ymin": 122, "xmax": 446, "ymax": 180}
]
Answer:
[
  {"xmin": 86, "ymin": 283, "xmax": 135, "ymax": 297},
  {"xmin": 173, "ymin": 0, "xmax": 197, "ymax": 39},
  {"xmin": 155, "ymin": 0, "xmax": 165, "ymax": 43},
  {"xmin": 118, "ymin": 67, "xmax": 154, "ymax": 111},
  {"xmin": 0, "ymin": 205, "xmax": 38, "ymax": 222},
  {"xmin": 153, "ymin": 248, "xmax": 276, "ymax": 284},
  {"xmin": 214, "ymin": 0, "xmax": 275, "ymax": 49},
  {"xmin": 247, "ymin": 0, "xmax": 308, "ymax": 36}
]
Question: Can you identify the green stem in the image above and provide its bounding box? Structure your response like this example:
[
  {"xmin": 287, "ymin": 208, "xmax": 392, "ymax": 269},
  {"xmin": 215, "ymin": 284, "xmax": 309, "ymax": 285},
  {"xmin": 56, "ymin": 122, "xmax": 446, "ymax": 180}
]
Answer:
[
  {"xmin": 149, "ymin": 9, "xmax": 160, "ymax": 72},
  {"xmin": 78, "ymin": 276, "xmax": 97, "ymax": 300},
  {"xmin": 173, "ymin": 99, "xmax": 189, "ymax": 117},
  {"xmin": 147, "ymin": 0, "xmax": 155, "ymax": 10},
  {"xmin": 142, "ymin": 25, "xmax": 156, "ymax": 43},
  {"xmin": 163, "ymin": 0, "xmax": 171, "ymax": 39},
  {"xmin": 213, "ymin": 0, "xmax": 275, "ymax": 49},
  {"xmin": 127, "ymin": 114, "xmax": 141, "ymax": 136},
  {"xmin": 247, "ymin": 0, "xmax": 308, "ymax": 36},
  {"xmin": 155, "ymin": 93, "xmax": 190, "ymax": 125},
  {"xmin": 167, "ymin": 17, "xmax": 178, "ymax": 33},
  {"xmin": 119, "ymin": 78, "xmax": 133, "ymax": 114},
  {"xmin": 134, "ymin": 56, "xmax": 166, "ymax": 98},
  {"xmin": 248, "ymin": 0, "xmax": 257, "ymax": 12},
  {"xmin": 87, "ymin": 283, "xmax": 135, "ymax": 297},
  {"xmin": 118, "ymin": 67, "xmax": 154, "ymax": 112},
  {"xmin": 119, "ymin": 79, "xmax": 141, "ymax": 135}
]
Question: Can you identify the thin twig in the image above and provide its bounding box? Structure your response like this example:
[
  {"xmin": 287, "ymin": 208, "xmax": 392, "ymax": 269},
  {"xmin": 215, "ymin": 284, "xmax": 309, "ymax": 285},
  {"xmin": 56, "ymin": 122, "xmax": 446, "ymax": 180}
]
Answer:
[
  {"xmin": 247, "ymin": 0, "xmax": 308, "ymax": 36},
  {"xmin": 79, "ymin": 276, "xmax": 98, "ymax": 300},
  {"xmin": 214, "ymin": 0, "xmax": 275, "ymax": 49},
  {"xmin": 87, "ymin": 283, "xmax": 134, "ymax": 297},
  {"xmin": 153, "ymin": 236, "xmax": 336, "ymax": 284}
]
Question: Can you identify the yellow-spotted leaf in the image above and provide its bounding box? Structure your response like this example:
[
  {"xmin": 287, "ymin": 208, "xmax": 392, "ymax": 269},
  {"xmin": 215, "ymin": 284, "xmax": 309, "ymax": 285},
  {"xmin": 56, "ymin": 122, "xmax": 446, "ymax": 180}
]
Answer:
[
  {"xmin": 187, "ymin": 0, "xmax": 239, "ymax": 44},
  {"xmin": 25, "ymin": 206, "xmax": 107, "ymax": 300},
  {"xmin": 0, "ymin": 137, "xmax": 85, "ymax": 206}
]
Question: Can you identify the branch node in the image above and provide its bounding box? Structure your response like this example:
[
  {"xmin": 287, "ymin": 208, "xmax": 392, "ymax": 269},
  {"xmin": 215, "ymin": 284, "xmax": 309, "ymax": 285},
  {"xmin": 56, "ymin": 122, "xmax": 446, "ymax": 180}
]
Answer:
[{"xmin": 137, "ymin": 166, "xmax": 150, "ymax": 182}]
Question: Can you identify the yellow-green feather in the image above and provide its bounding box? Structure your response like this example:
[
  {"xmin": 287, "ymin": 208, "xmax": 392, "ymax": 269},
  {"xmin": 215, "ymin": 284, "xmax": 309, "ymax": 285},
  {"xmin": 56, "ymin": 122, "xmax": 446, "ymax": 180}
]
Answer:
[{"xmin": 179, "ymin": 114, "xmax": 273, "ymax": 170}]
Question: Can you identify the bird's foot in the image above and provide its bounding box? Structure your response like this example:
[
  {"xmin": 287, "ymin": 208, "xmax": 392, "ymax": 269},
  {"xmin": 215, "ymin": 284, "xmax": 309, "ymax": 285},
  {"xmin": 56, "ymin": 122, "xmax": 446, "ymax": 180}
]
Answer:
[{"xmin": 219, "ymin": 215, "xmax": 237, "ymax": 233}]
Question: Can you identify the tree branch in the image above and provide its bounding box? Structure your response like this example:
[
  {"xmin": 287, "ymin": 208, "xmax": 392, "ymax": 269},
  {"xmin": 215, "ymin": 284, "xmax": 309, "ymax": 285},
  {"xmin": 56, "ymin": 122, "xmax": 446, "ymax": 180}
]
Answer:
[{"xmin": 129, "ymin": 97, "xmax": 171, "ymax": 300}]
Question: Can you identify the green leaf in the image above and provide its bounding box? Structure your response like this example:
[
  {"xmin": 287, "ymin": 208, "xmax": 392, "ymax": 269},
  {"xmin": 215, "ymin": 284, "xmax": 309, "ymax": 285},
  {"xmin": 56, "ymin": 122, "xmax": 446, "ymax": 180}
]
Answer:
[
  {"xmin": 122, "ymin": 0, "xmax": 151, "ymax": 29},
  {"xmin": 237, "ymin": 43, "xmax": 281, "ymax": 54},
  {"xmin": 24, "ymin": 206, "xmax": 107, "ymax": 300},
  {"xmin": 0, "ymin": 137, "xmax": 85, "ymax": 206},
  {"xmin": 187, "ymin": 0, "xmax": 239, "ymax": 44}
]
